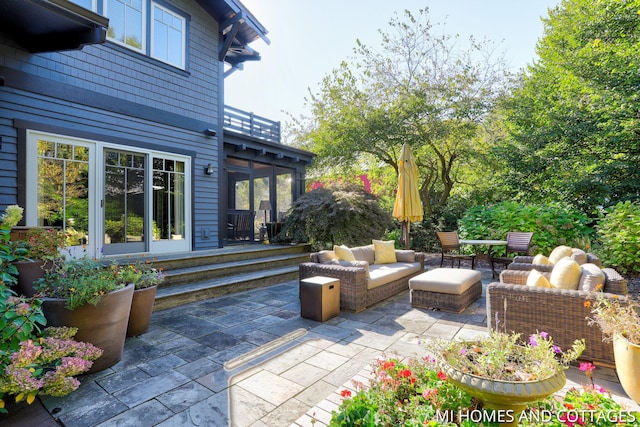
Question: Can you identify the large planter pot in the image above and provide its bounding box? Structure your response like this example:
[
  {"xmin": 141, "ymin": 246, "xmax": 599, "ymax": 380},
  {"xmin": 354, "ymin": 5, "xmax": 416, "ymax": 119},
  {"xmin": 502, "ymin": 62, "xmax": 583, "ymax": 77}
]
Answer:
[
  {"xmin": 127, "ymin": 285, "xmax": 158, "ymax": 337},
  {"xmin": 442, "ymin": 363, "xmax": 566, "ymax": 426},
  {"xmin": 12, "ymin": 259, "xmax": 51, "ymax": 297},
  {"xmin": 613, "ymin": 332, "xmax": 640, "ymax": 404},
  {"xmin": 41, "ymin": 284, "xmax": 134, "ymax": 373}
]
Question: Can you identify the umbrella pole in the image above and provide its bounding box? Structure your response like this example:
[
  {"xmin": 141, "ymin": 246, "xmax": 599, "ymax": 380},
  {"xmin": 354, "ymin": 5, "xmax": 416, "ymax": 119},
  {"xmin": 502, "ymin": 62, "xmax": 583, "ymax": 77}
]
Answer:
[{"xmin": 403, "ymin": 221, "xmax": 410, "ymax": 249}]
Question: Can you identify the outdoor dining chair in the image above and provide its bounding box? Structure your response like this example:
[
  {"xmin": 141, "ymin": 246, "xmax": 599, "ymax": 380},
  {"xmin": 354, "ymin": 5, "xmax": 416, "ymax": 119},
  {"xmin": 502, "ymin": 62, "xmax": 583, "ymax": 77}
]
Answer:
[
  {"xmin": 436, "ymin": 231, "xmax": 476, "ymax": 269},
  {"xmin": 490, "ymin": 231, "xmax": 534, "ymax": 278}
]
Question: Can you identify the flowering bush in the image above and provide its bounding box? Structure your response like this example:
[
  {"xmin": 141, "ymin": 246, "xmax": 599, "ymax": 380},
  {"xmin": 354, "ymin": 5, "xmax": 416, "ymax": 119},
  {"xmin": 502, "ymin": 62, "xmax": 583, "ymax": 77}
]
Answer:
[
  {"xmin": 427, "ymin": 331, "xmax": 585, "ymax": 382},
  {"xmin": 22, "ymin": 227, "xmax": 67, "ymax": 261},
  {"xmin": 34, "ymin": 256, "xmax": 125, "ymax": 310},
  {"xmin": 0, "ymin": 282, "xmax": 102, "ymax": 412},
  {"xmin": 0, "ymin": 205, "xmax": 27, "ymax": 286},
  {"xmin": 329, "ymin": 356, "xmax": 471, "ymax": 426},
  {"xmin": 330, "ymin": 355, "xmax": 639, "ymax": 426},
  {"xmin": 588, "ymin": 295, "xmax": 640, "ymax": 345}
]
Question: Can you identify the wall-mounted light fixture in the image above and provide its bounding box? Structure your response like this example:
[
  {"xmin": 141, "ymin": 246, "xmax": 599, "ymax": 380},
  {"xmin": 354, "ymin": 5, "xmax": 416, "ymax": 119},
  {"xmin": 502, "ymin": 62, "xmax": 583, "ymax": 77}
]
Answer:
[
  {"xmin": 205, "ymin": 163, "xmax": 214, "ymax": 175},
  {"xmin": 204, "ymin": 128, "xmax": 217, "ymax": 136}
]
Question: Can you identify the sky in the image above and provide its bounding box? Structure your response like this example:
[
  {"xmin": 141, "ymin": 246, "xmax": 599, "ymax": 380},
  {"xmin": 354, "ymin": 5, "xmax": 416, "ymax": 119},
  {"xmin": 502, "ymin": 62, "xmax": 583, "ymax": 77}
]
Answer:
[{"xmin": 224, "ymin": 0, "xmax": 561, "ymax": 133}]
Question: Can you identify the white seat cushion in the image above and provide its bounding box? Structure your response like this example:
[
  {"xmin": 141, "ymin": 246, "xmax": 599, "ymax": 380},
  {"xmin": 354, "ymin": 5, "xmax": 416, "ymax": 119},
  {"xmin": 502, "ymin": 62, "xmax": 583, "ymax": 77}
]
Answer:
[{"xmin": 409, "ymin": 268, "xmax": 482, "ymax": 295}]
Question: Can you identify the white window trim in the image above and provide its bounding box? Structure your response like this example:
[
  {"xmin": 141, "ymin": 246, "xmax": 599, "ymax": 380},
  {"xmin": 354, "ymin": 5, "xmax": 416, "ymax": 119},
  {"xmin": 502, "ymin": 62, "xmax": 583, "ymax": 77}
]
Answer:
[
  {"xmin": 151, "ymin": 2, "xmax": 186, "ymax": 69},
  {"xmin": 105, "ymin": 0, "xmax": 147, "ymax": 54}
]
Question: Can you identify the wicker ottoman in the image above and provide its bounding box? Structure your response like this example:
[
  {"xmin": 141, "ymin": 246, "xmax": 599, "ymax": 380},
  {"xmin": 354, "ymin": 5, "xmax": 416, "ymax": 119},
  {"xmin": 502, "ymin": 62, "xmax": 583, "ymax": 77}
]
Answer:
[{"xmin": 409, "ymin": 268, "xmax": 482, "ymax": 313}]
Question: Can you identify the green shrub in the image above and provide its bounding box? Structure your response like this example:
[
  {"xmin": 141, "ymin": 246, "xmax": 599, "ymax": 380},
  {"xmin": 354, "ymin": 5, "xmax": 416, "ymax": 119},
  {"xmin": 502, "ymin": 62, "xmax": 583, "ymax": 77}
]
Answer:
[
  {"xmin": 458, "ymin": 202, "xmax": 593, "ymax": 256},
  {"xmin": 596, "ymin": 201, "xmax": 640, "ymax": 274},
  {"xmin": 279, "ymin": 183, "xmax": 392, "ymax": 251}
]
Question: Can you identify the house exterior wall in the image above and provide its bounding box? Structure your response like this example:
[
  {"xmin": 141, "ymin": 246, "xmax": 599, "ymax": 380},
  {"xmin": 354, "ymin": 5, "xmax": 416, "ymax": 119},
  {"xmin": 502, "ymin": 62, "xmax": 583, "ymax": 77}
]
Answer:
[{"xmin": 0, "ymin": 0, "xmax": 223, "ymax": 250}]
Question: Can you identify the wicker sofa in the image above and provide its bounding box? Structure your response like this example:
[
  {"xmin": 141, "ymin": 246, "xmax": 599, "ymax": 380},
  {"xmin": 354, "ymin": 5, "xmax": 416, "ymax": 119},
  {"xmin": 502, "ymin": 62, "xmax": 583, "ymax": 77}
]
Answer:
[
  {"xmin": 486, "ymin": 268, "xmax": 628, "ymax": 365},
  {"xmin": 299, "ymin": 245, "xmax": 425, "ymax": 312}
]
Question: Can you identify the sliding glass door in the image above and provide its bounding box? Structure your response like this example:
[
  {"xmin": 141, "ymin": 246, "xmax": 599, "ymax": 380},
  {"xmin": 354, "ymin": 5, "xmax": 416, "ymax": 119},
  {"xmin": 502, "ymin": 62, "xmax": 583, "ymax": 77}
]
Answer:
[{"xmin": 26, "ymin": 131, "xmax": 190, "ymax": 258}]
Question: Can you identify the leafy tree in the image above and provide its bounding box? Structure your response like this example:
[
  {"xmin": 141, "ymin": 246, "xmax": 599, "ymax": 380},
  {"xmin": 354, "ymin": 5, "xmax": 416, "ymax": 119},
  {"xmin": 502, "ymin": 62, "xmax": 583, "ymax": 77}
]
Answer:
[
  {"xmin": 293, "ymin": 9, "xmax": 508, "ymax": 215},
  {"xmin": 278, "ymin": 183, "xmax": 392, "ymax": 251},
  {"xmin": 496, "ymin": 0, "xmax": 640, "ymax": 213}
]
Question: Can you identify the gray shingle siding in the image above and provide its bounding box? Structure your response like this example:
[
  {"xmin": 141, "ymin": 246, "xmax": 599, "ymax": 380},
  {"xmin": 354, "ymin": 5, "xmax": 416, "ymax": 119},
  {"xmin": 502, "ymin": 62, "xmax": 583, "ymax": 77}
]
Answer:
[{"xmin": 0, "ymin": 0, "xmax": 224, "ymax": 250}]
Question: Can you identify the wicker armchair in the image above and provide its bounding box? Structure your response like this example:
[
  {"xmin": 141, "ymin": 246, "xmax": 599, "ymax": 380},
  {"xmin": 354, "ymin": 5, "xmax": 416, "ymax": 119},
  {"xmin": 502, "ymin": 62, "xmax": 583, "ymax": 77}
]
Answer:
[
  {"xmin": 299, "ymin": 251, "xmax": 425, "ymax": 312},
  {"xmin": 508, "ymin": 253, "xmax": 602, "ymax": 273},
  {"xmin": 487, "ymin": 268, "xmax": 627, "ymax": 366}
]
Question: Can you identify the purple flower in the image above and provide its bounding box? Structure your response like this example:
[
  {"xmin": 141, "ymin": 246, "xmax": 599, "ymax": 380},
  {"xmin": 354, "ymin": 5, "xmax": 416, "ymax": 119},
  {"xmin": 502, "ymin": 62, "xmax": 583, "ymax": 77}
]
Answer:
[
  {"xmin": 552, "ymin": 345, "xmax": 561, "ymax": 354},
  {"xmin": 528, "ymin": 335, "xmax": 538, "ymax": 347},
  {"xmin": 539, "ymin": 331, "xmax": 549, "ymax": 339}
]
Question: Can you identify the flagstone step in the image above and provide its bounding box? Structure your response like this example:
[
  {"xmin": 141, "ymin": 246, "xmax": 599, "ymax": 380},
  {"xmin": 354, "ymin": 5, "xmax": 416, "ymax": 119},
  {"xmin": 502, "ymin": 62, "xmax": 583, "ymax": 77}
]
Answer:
[{"xmin": 154, "ymin": 265, "xmax": 300, "ymax": 311}]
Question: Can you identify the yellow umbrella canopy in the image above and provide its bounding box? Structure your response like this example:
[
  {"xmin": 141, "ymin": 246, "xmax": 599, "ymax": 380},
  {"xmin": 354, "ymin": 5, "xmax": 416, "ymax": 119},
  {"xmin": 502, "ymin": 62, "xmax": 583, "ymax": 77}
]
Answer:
[{"xmin": 392, "ymin": 143, "xmax": 424, "ymax": 248}]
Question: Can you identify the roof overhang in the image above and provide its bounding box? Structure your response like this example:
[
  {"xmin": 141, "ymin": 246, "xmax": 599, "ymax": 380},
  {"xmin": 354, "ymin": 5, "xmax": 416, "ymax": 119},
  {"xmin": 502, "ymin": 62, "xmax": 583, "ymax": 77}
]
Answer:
[
  {"xmin": 0, "ymin": 0, "xmax": 108, "ymax": 53},
  {"xmin": 195, "ymin": 0, "xmax": 269, "ymax": 71}
]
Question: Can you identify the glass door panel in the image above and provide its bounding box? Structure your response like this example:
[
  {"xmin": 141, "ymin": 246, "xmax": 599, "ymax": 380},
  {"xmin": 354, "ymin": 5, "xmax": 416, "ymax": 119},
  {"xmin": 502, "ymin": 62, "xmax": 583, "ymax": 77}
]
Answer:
[
  {"xmin": 103, "ymin": 149, "xmax": 146, "ymax": 255},
  {"xmin": 36, "ymin": 140, "xmax": 90, "ymax": 251},
  {"xmin": 152, "ymin": 157, "xmax": 186, "ymax": 241}
]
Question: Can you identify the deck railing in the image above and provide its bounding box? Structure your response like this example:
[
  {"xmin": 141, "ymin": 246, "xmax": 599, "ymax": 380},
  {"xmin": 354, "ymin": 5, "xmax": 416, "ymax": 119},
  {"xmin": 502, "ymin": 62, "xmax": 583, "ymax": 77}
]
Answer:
[{"xmin": 223, "ymin": 105, "xmax": 281, "ymax": 143}]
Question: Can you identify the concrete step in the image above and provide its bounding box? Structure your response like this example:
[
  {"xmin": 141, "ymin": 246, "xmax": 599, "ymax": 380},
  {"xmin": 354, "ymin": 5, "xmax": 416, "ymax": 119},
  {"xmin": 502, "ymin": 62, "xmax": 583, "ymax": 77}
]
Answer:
[{"xmin": 153, "ymin": 265, "xmax": 299, "ymax": 311}]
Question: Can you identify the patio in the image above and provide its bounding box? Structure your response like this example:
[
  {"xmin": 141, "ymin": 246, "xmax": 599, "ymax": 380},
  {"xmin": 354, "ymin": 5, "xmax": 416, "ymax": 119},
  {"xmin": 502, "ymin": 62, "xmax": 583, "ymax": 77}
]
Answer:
[{"xmin": 21, "ymin": 266, "xmax": 640, "ymax": 426}]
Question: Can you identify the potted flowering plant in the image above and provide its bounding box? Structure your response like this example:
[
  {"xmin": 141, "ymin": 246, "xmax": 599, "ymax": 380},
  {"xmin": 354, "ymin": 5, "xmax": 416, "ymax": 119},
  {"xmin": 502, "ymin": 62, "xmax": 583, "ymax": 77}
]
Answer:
[
  {"xmin": 426, "ymin": 331, "xmax": 585, "ymax": 426},
  {"xmin": 34, "ymin": 257, "xmax": 133, "ymax": 373},
  {"xmin": 115, "ymin": 258, "xmax": 166, "ymax": 337},
  {"xmin": 12, "ymin": 227, "xmax": 67, "ymax": 297},
  {"xmin": 0, "ymin": 282, "xmax": 102, "ymax": 413},
  {"xmin": 589, "ymin": 295, "xmax": 640, "ymax": 404}
]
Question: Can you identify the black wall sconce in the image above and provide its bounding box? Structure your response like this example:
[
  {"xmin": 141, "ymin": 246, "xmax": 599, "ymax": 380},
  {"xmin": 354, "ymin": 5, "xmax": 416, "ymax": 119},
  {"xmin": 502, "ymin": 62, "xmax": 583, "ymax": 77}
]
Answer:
[{"xmin": 205, "ymin": 163, "xmax": 214, "ymax": 175}]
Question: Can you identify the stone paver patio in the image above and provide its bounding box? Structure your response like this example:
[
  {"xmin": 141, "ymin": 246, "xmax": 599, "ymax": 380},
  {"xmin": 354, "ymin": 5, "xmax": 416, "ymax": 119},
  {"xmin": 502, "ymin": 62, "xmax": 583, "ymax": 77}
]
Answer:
[{"xmin": 39, "ymin": 268, "xmax": 639, "ymax": 426}]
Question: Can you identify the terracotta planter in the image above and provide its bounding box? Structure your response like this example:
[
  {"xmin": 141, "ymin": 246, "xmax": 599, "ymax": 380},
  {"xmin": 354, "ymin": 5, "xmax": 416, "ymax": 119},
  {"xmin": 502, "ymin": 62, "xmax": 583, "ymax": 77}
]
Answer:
[
  {"xmin": 127, "ymin": 285, "xmax": 158, "ymax": 337},
  {"xmin": 41, "ymin": 284, "xmax": 134, "ymax": 373},
  {"xmin": 443, "ymin": 363, "xmax": 566, "ymax": 426},
  {"xmin": 613, "ymin": 332, "xmax": 640, "ymax": 404},
  {"xmin": 12, "ymin": 259, "xmax": 52, "ymax": 297}
]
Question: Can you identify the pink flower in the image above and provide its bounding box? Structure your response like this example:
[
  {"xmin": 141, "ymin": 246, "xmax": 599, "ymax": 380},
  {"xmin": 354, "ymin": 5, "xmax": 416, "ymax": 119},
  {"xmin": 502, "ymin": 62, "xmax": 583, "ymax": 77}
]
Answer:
[
  {"xmin": 579, "ymin": 362, "xmax": 596, "ymax": 376},
  {"xmin": 422, "ymin": 388, "xmax": 437, "ymax": 400}
]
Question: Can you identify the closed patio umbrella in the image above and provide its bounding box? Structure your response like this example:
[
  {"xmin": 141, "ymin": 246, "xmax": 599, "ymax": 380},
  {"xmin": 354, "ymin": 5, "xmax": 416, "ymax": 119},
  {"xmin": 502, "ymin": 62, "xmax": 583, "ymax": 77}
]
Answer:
[{"xmin": 392, "ymin": 143, "xmax": 424, "ymax": 249}]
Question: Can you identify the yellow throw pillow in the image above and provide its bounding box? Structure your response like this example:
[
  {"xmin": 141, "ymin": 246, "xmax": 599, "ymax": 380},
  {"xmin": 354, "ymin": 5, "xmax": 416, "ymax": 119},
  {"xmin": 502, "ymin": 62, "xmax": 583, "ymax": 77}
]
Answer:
[
  {"xmin": 526, "ymin": 269, "xmax": 552, "ymax": 288},
  {"xmin": 549, "ymin": 257, "xmax": 581, "ymax": 290},
  {"xmin": 372, "ymin": 239, "xmax": 397, "ymax": 264},
  {"xmin": 333, "ymin": 245, "xmax": 355, "ymax": 261},
  {"xmin": 548, "ymin": 245, "xmax": 573, "ymax": 264},
  {"xmin": 532, "ymin": 254, "xmax": 551, "ymax": 265}
]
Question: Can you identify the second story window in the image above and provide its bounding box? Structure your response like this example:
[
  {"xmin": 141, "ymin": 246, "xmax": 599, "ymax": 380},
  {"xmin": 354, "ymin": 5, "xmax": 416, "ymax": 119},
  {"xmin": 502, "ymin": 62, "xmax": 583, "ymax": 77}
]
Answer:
[
  {"xmin": 151, "ymin": 3, "xmax": 186, "ymax": 68},
  {"xmin": 70, "ymin": 0, "xmax": 188, "ymax": 69},
  {"xmin": 106, "ymin": 0, "xmax": 145, "ymax": 52}
]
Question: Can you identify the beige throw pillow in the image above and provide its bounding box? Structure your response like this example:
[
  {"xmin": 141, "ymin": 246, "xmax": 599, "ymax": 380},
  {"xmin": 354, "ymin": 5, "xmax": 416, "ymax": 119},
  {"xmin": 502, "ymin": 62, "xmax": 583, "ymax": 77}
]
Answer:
[
  {"xmin": 532, "ymin": 254, "xmax": 552, "ymax": 265},
  {"xmin": 316, "ymin": 250, "xmax": 338, "ymax": 263},
  {"xmin": 395, "ymin": 250, "xmax": 416, "ymax": 263},
  {"xmin": 570, "ymin": 248, "xmax": 588, "ymax": 265},
  {"xmin": 526, "ymin": 269, "xmax": 552, "ymax": 288},
  {"xmin": 579, "ymin": 263, "xmax": 606, "ymax": 292},
  {"xmin": 550, "ymin": 257, "xmax": 581, "ymax": 290},
  {"xmin": 333, "ymin": 245, "xmax": 356, "ymax": 261},
  {"xmin": 548, "ymin": 245, "xmax": 573, "ymax": 264},
  {"xmin": 351, "ymin": 244, "xmax": 375, "ymax": 264},
  {"xmin": 372, "ymin": 239, "xmax": 397, "ymax": 264}
]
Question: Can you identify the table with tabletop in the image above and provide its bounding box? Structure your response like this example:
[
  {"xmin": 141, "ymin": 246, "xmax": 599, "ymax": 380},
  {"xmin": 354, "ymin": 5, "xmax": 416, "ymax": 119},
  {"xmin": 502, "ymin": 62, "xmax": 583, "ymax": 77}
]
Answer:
[{"xmin": 459, "ymin": 239, "xmax": 508, "ymax": 278}]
